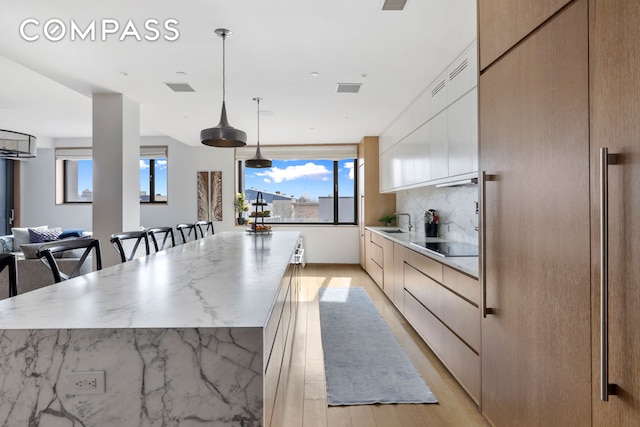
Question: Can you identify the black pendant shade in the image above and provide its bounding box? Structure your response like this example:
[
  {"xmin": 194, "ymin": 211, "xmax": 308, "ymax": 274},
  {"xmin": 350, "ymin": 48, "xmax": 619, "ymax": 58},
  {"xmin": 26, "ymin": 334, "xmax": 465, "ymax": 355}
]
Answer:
[
  {"xmin": 200, "ymin": 28, "xmax": 246, "ymax": 148},
  {"xmin": 245, "ymin": 97, "xmax": 272, "ymax": 168},
  {"xmin": 200, "ymin": 101, "xmax": 247, "ymax": 147}
]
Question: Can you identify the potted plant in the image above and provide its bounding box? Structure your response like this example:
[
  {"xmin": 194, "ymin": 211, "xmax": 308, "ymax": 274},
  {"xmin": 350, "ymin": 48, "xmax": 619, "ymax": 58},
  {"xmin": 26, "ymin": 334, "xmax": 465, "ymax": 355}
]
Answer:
[
  {"xmin": 378, "ymin": 213, "xmax": 397, "ymax": 227},
  {"xmin": 234, "ymin": 193, "xmax": 249, "ymax": 225}
]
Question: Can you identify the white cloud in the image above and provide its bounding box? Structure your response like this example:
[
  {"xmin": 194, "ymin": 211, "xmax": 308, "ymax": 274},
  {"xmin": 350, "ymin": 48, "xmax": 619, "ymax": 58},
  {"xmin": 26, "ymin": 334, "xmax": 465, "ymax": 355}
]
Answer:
[
  {"xmin": 139, "ymin": 160, "xmax": 149, "ymax": 169},
  {"xmin": 156, "ymin": 159, "xmax": 167, "ymax": 166},
  {"xmin": 343, "ymin": 161, "xmax": 354, "ymax": 180},
  {"xmin": 264, "ymin": 178, "xmax": 271, "ymax": 183},
  {"xmin": 256, "ymin": 162, "xmax": 331, "ymax": 183}
]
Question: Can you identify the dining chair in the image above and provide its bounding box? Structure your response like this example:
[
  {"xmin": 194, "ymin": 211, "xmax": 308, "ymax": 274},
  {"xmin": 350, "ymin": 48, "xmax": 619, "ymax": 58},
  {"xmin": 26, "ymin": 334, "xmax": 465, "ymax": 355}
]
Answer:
[
  {"xmin": 195, "ymin": 220, "xmax": 215, "ymax": 238},
  {"xmin": 147, "ymin": 226, "xmax": 176, "ymax": 252},
  {"xmin": 176, "ymin": 223, "xmax": 198, "ymax": 244},
  {"xmin": 36, "ymin": 238, "xmax": 102, "ymax": 283},
  {"xmin": 0, "ymin": 253, "xmax": 18, "ymax": 298},
  {"xmin": 110, "ymin": 231, "xmax": 151, "ymax": 263}
]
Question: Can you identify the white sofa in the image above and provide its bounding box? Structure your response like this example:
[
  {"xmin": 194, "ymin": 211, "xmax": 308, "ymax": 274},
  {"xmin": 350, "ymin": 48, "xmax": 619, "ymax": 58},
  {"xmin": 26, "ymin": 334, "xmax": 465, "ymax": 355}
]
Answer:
[{"xmin": 0, "ymin": 226, "xmax": 93, "ymax": 300}]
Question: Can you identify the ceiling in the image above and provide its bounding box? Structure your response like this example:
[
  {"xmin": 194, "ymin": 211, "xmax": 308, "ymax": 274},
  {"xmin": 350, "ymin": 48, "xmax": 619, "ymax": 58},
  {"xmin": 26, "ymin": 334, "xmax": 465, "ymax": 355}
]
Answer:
[{"xmin": 0, "ymin": 0, "xmax": 476, "ymax": 148}]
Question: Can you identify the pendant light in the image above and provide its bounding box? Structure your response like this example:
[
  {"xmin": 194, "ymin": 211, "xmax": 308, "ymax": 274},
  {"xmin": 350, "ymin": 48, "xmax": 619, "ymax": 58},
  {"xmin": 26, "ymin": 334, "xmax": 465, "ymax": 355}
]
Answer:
[
  {"xmin": 245, "ymin": 97, "xmax": 272, "ymax": 168},
  {"xmin": 200, "ymin": 28, "xmax": 247, "ymax": 148}
]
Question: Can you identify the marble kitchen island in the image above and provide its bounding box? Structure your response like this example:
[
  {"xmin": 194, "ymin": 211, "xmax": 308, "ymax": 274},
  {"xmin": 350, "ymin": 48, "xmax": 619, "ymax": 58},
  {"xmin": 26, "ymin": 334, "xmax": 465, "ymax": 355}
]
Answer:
[{"xmin": 0, "ymin": 231, "xmax": 301, "ymax": 427}]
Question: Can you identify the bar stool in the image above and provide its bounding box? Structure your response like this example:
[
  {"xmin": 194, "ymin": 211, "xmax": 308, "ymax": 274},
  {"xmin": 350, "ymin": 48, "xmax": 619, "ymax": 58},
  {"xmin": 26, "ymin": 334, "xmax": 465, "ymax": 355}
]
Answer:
[
  {"xmin": 0, "ymin": 253, "xmax": 18, "ymax": 298},
  {"xmin": 36, "ymin": 238, "xmax": 102, "ymax": 283},
  {"xmin": 195, "ymin": 220, "xmax": 215, "ymax": 238},
  {"xmin": 147, "ymin": 227, "xmax": 176, "ymax": 252},
  {"xmin": 176, "ymin": 223, "xmax": 198, "ymax": 244},
  {"xmin": 110, "ymin": 231, "xmax": 151, "ymax": 262}
]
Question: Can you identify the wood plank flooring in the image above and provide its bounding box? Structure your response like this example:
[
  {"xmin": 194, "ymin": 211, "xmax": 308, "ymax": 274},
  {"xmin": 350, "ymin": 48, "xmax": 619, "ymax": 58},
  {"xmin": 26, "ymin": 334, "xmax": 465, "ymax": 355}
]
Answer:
[{"xmin": 281, "ymin": 264, "xmax": 489, "ymax": 427}]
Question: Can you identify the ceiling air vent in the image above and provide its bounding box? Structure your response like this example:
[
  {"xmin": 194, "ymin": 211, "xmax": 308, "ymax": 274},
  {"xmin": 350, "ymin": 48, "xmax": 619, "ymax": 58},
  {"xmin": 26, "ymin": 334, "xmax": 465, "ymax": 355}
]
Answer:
[
  {"xmin": 449, "ymin": 59, "xmax": 469, "ymax": 81},
  {"xmin": 381, "ymin": 0, "xmax": 408, "ymax": 11},
  {"xmin": 336, "ymin": 83, "xmax": 362, "ymax": 94},
  {"xmin": 431, "ymin": 80, "xmax": 446, "ymax": 97},
  {"xmin": 165, "ymin": 82, "xmax": 195, "ymax": 92}
]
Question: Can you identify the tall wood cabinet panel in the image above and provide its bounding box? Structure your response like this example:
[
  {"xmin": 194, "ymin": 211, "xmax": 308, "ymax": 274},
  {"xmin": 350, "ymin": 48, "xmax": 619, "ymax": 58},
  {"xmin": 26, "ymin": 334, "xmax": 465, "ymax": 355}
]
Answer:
[
  {"xmin": 478, "ymin": 0, "xmax": 571, "ymax": 70},
  {"xmin": 479, "ymin": 1, "xmax": 591, "ymax": 425},
  {"xmin": 590, "ymin": 0, "xmax": 640, "ymax": 424},
  {"xmin": 358, "ymin": 137, "xmax": 396, "ymax": 268}
]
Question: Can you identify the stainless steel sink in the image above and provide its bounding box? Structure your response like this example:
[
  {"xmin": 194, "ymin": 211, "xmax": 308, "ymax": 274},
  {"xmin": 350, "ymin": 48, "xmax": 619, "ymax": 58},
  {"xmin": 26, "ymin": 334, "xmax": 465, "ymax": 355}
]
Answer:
[{"xmin": 382, "ymin": 229, "xmax": 406, "ymax": 234}]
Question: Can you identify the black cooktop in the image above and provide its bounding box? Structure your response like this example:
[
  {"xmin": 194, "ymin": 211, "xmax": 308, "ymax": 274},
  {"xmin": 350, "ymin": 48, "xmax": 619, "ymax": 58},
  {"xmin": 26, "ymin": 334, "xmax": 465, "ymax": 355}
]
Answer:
[{"xmin": 410, "ymin": 241, "xmax": 479, "ymax": 257}]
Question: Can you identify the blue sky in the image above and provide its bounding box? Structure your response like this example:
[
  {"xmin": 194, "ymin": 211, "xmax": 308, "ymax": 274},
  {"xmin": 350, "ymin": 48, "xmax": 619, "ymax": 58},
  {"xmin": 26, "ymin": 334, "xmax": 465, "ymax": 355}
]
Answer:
[
  {"xmin": 244, "ymin": 159, "xmax": 354, "ymax": 200},
  {"xmin": 76, "ymin": 158, "xmax": 167, "ymax": 196}
]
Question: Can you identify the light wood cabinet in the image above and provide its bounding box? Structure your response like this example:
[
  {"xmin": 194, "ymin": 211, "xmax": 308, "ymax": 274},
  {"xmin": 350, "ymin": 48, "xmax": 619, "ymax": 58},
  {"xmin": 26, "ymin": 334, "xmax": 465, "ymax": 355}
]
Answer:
[
  {"xmin": 358, "ymin": 137, "xmax": 396, "ymax": 269},
  {"xmin": 393, "ymin": 241, "xmax": 481, "ymax": 404},
  {"xmin": 364, "ymin": 230, "xmax": 394, "ymax": 299},
  {"xmin": 590, "ymin": 0, "xmax": 640, "ymax": 424},
  {"xmin": 478, "ymin": 0, "xmax": 571, "ymax": 70},
  {"xmin": 479, "ymin": 1, "xmax": 591, "ymax": 425}
]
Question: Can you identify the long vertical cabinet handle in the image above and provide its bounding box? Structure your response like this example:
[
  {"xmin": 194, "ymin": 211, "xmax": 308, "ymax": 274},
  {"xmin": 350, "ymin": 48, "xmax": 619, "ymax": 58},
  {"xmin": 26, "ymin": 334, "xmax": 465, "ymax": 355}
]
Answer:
[
  {"xmin": 360, "ymin": 195, "xmax": 365, "ymax": 237},
  {"xmin": 600, "ymin": 147, "xmax": 618, "ymax": 401},
  {"xmin": 481, "ymin": 171, "xmax": 495, "ymax": 318}
]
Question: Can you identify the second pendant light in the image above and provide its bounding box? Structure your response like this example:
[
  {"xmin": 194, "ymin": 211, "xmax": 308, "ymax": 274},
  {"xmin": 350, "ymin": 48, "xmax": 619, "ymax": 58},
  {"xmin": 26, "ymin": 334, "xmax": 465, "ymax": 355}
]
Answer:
[{"xmin": 245, "ymin": 97, "xmax": 272, "ymax": 168}]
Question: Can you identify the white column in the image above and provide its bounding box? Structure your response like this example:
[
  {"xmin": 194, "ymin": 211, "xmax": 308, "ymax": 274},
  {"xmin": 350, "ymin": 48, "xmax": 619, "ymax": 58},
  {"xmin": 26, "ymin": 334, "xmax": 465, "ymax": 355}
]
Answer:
[{"xmin": 92, "ymin": 94, "xmax": 140, "ymax": 267}]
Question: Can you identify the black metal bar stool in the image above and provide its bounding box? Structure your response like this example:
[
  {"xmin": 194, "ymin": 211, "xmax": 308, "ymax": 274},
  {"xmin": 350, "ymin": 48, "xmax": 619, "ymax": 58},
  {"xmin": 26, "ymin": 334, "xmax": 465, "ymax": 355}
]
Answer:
[
  {"xmin": 36, "ymin": 238, "xmax": 102, "ymax": 283},
  {"xmin": 176, "ymin": 223, "xmax": 198, "ymax": 244},
  {"xmin": 110, "ymin": 231, "xmax": 151, "ymax": 262},
  {"xmin": 195, "ymin": 220, "xmax": 215, "ymax": 238},
  {"xmin": 0, "ymin": 253, "xmax": 18, "ymax": 298},
  {"xmin": 147, "ymin": 227, "xmax": 176, "ymax": 252}
]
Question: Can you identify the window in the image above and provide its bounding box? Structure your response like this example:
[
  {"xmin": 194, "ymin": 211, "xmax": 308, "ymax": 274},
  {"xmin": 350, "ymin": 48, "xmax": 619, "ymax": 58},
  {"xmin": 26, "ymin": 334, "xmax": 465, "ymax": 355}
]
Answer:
[
  {"xmin": 56, "ymin": 146, "xmax": 168, "ymax": 204},
  {"xmin": 236, "ymin": 145, "xmax": 357, "ymax": 224}
]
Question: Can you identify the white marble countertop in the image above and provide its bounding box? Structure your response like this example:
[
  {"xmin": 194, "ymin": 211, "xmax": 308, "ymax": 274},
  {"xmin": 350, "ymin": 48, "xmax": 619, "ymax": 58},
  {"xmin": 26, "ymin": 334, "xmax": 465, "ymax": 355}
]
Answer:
[
  {"xmin": 0, "ymin": 231, "xmax": 300, "ymax": 330},
  {"xmin": 367, "ymin": 226, "xmax": 479, "ymax": 278}
]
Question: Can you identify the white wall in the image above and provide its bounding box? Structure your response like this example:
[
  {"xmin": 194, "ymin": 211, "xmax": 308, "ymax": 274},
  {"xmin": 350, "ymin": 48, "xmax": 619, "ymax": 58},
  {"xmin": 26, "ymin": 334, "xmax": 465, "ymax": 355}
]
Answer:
[{"xmin": 19, "ymin": 136, "xmax": 359, "ymax": 264}]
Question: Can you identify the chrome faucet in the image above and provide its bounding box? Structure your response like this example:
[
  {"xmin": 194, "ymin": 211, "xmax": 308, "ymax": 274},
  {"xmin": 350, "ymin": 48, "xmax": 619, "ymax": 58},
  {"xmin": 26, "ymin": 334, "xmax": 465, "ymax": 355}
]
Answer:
[{"xmin": 395, "ymin": 213, "xmax": 412, "ymax": 231}]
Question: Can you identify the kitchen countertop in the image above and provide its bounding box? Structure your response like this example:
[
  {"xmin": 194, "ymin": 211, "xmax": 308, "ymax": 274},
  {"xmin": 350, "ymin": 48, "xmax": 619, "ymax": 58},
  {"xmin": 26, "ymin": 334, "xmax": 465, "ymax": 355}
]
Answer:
[
  {"xmin": 367, "ymin": 226, "xmax": 479, "ymax": 278},
  {"xmin": 0, "ymin": 231, "xmax": 300, "ymax": 330}
]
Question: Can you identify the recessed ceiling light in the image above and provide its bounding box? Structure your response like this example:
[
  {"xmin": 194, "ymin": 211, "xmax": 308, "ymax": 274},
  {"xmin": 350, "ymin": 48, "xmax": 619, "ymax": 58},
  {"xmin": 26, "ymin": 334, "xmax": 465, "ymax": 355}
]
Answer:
[
  {"xmin": 310, "ymin": 72, "xmax": 320, "ymax": 77},
  {"xmin": 120, "ymin": 72, "xmax": 128, "ymax": 76},
  {"xmin": 177, "ymin": 71, "xmax": 186, "ymax": 76}
]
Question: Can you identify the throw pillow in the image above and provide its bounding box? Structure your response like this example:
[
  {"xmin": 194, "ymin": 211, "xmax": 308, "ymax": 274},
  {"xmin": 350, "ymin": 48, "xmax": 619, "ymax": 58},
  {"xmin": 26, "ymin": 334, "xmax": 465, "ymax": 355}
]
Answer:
[
  {"xmin": 20, "ymin": 243, "xmax": 44, "ymax": 259},
  {"xmin": 12, "ymin": 226, "xmax": 47, "ymax": 247},
  {"xmin": 29, "ymin": 227, "xmax": 62, "ymax": 243},
  {"xmin": 0, "ymin": 235, "xmax": 13, "ymax": 253},
  {"xmin": 59, "ymin": 228, "xmax": 84, "ymax": 239}
]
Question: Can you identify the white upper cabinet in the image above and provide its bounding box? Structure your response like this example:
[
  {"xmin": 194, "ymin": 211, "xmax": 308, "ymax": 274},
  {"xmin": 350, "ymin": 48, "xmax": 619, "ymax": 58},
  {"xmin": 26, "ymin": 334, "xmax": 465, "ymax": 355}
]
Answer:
[
  {"xmin": 379, "ymin": 40, "xmax": 478, "ymax": 192},
  {"xmin": 447, "ymin": 43, "xmax": 478, "ymax": 104},
  {"xmin": 448, "ymin": 87, "xmax": 478, "ymax": 176}
]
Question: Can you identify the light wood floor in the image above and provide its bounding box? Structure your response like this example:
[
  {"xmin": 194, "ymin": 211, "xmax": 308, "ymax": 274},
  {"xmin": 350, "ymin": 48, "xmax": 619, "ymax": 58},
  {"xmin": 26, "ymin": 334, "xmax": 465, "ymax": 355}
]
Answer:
[{"xmin": 281, "ymin": 264, "xmax": 489, "ymax": 427}]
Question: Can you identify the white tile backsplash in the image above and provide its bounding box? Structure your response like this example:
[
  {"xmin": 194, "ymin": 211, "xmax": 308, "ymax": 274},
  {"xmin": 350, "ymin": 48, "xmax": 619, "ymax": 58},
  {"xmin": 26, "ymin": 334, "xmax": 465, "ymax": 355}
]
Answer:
[{"xmin": 396, "ymin": 185, "xmax": 479, "ymax": 245}]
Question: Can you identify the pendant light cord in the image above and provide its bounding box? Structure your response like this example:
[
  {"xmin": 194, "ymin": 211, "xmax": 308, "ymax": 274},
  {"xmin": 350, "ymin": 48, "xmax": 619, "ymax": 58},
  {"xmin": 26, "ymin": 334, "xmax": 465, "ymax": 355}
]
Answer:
[
  {"xmin": 221, "ymin": 33, "xmax": 226, "ymax": 102},
  {"xmin": 253, "ymin": 97, "xmax": 262, "ymax": 147},
  {"xmin": 256, "ymin": 97, "xmax": 260, "ymax": 146}
]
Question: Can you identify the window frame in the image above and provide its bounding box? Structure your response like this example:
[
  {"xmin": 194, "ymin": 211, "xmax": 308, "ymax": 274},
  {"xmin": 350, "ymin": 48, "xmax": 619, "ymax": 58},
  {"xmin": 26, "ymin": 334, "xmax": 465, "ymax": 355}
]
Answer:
[
  {"xmin": 55, "ymin": 146, "xmax": 168, "ymax": 205},
  {"xmin": 237, "ymin": 153, "xmax": 358, "ymax": 226}
]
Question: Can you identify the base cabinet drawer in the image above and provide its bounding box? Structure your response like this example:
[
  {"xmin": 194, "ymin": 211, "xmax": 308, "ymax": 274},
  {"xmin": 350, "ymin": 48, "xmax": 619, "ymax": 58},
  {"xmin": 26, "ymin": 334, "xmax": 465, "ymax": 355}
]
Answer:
[
  {"xmin": 404, "ymin": 291, "xmax": 444, "ymax": 358},
  {"xmin": 404, "ymin": 289, "xmax": 480, "ymax": 405},
  {"xmin": 366, "ymin": 256, "xmax": 383, "ymax": 289}
]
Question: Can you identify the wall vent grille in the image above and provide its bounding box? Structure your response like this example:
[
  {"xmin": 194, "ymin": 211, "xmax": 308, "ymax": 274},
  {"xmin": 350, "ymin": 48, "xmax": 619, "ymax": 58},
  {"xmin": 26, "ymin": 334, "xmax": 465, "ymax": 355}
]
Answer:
[
  {"xmin": 449, "ymin": 59, "xmax": 469, "ymax": 81},
  {"xmin": 431, "ymin": 80, "xmax": 446, "ymax": 97},
  {"xmin": 381, "ymin": 0, "xmax": 408, "ymax": 11},
  {"xmin": 165, "ymin": 82, "xmax": 195, "ymax": 92},
  {"xmin": 336, "ymin": 83, "xmax": 362, "ymax": 93}
]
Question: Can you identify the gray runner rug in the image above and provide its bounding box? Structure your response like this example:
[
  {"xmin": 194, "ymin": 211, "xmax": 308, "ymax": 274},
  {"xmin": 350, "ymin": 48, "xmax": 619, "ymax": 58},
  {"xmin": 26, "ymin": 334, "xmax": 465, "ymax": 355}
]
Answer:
[{"xmin": 318, "ymin": 287, "xmax": 438, "ymax": 406}]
